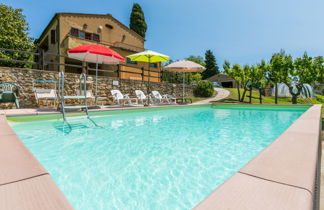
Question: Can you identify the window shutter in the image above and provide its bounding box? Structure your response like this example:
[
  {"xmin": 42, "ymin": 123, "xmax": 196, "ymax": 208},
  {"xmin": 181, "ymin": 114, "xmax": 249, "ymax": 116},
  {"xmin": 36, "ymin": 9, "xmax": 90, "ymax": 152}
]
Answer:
[
  {"xmin": 56, "ymin": 25, "xmax": 59, "ymax": 42},
  {"xmin": 50, "ymin": 30, "xmax": 56, "ymax": 44}
]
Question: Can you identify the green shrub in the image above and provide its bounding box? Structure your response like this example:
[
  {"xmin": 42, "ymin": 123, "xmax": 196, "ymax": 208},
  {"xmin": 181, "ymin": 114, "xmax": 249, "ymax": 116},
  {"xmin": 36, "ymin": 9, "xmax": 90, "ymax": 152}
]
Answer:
[{"xmin": 194, "ymin": 81, "xmax": 214, "ymax": 97}]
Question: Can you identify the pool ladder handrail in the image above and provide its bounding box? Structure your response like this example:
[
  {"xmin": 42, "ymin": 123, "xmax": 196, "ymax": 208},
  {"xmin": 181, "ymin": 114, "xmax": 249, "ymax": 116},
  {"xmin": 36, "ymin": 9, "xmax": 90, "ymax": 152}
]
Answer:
[{"xmin": 58, "ymin": 71, "xmax": 89, "ymax": 121}]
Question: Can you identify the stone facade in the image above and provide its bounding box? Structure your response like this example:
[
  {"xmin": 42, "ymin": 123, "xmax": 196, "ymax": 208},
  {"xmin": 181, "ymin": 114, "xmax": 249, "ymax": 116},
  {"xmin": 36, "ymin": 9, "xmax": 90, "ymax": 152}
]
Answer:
[
  {"xmin": 35, "ymin": 13, "xmax": 162, "ymax": 82},
  {"xmin": 0, "ymin": 67, "xmax": 194, "ymax": 109},
  {"xmin": 207, "ymin": 74, "xmax": 237, "ymax": 88}
]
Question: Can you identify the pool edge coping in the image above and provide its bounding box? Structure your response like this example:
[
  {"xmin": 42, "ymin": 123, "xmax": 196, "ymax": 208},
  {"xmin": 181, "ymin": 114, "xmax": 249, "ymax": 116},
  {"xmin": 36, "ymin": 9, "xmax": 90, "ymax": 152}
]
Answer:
[
  {"xmin": 0, "ymin": 114, "xmax": 74, "ymax": 209},
  {"xmin": 5, "ymin": 103, "xmax": 312, "ymax": 122},
  {"xmin": 0, "ymin": 104, "xmax": 320, "ymax": 209},
  {"xmin": 194, "ymin": 104, "xmax": 322, "ymax": 210}
]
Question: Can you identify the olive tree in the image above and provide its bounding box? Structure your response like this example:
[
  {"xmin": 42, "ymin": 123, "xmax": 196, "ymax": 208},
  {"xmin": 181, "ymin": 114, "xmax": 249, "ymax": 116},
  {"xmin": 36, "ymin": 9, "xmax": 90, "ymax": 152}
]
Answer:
[
  {"xmin": 255, "ymin": 60, "xmax": 269, "ymax": 104},
  {"xmin": 287, "ymin": 53, "xmax": 320, "ymax": 104},
  {"xmin": 269, "ymin": 50, "xmax": 291, "ymax": 104},
  {"xmin": 223, "ymin": 61, "xmax": 243, "ymax": 101}
]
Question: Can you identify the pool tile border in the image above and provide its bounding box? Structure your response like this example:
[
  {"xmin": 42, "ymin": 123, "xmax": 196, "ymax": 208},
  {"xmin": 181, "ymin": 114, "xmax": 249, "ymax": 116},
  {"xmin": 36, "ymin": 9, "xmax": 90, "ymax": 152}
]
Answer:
[
  {"xmin": 194, "ymin": 104, "xmax": 322, "ymax": 210},
  {"xmin": 6, "ymin": 104, "xmax": 311, "ymax": 122}
]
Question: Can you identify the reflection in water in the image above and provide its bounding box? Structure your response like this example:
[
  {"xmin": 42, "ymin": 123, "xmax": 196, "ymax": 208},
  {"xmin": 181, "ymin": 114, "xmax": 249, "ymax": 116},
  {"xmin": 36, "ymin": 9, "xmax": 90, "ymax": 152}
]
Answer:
[
  {"xmin": 111, "ymin": 120, "xmax": 124, "ymax": 129},
  {"xmin": 152, "ymin": 115, "xmax": 162, "ymax": 123},
  {"xmin": 11, "ymin": 107, "xmax": 306, "ymax": 210},
  {"xmin": 135, "ymin": 117, "xmax": 146, "ymax": 127},
  {"xmin": 213, "ymin": 109, "xmax": 231, "ymax": 119}
]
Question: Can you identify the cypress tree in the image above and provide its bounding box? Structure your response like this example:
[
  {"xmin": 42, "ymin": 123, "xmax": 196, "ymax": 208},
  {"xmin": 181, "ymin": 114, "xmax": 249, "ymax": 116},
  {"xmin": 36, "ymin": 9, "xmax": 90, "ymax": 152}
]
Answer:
[
  {"xmin": 129, "ymin": 3, "xmax": 147, "ymax": 39},
  {"xmin": 202, "ymin": 50, "xmax": 219, "ymax": 79}
]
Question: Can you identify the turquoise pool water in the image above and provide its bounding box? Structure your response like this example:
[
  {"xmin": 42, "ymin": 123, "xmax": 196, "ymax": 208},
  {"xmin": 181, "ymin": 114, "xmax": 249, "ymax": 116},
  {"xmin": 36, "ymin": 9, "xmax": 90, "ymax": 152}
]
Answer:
[{"xmin": 10, "ymin": 106, "xmax": 306, "ymax": 210}]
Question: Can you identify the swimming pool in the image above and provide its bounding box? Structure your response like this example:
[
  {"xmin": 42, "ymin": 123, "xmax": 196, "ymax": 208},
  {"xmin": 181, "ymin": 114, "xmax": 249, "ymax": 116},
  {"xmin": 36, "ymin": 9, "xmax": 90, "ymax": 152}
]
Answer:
[{"xmin": 9, "ymin": 105, "xmax": 307, "ymax": 209}]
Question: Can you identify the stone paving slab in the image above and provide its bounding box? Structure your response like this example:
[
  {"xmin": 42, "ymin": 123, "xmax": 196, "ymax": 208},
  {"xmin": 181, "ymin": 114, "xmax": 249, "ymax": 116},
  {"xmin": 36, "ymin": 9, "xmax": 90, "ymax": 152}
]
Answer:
[
  {"xmin": 321, "ymin": 142, "xmax": 324, "ymax": 210},
  {"xmin": 194, "ymin": 173, "xmax": 312, "ymax": 210},
  {"xmin": 0, "ymin": 175, "xmax": 73, "ymax": 210},
  {"xmin": 0, "ymin": 115, "xmax": 73, "ymax": 209},
  {"xmin": 195, "ymin": 104, "xmax": 322, "ymax": 210}
]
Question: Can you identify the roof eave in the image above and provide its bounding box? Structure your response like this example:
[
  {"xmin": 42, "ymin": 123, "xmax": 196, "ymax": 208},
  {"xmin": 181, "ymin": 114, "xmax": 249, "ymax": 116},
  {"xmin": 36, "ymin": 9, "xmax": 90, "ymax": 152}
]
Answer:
[{"xmin": 35, "ymin": 13, "xmax": 60, "ymax": 44}]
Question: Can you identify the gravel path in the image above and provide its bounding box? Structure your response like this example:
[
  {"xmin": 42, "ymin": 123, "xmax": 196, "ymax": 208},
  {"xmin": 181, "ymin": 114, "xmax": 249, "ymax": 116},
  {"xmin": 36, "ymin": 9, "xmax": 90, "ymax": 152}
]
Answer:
[{"xmin": 192, "ymin": 88, "xmax": 230, "ymax": 105}]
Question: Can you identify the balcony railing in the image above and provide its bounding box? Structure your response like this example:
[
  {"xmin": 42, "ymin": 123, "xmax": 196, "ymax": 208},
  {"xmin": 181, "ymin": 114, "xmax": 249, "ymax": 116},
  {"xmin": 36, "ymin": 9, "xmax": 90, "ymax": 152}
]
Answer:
[{"xmin": 65, "ymin": 34, "xmax": 144, "ymax": 52}]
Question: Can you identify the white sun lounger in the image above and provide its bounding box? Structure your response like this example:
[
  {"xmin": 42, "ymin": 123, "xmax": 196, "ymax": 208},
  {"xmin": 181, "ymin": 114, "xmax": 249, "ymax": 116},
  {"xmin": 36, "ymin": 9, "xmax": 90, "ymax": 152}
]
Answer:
[
  {"xmin": 151, "ymin": 91, "xmax": 176, "ymax": 104},
  {"xmin": 76, "ymin": 90, "xmax": 107, "ymax": 105},
  {"xmin": 111, "ymin": 90, "xmax": 138, "ymax": 105},
  {"xmin": 166, "ymin": 94, "xmax": 177, "ymax": 104},
  {"xmin": 34, "ymin": 88, "xmax": 58, "ymax": 107},
  {"xmin": 75, "ymin": 90, "xmax": 94, "ymax": 99},
  {"xmin": 135, "ymin": 90, "xmax": 150, "ymax": 104}
]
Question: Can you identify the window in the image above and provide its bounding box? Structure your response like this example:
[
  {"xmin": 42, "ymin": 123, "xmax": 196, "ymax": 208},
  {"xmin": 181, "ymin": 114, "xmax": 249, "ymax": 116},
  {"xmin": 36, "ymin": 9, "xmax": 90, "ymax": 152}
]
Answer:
[
  {"xmin": 127, "ymin": 58, "xmax": 137, "ymax": 65},
  {"xmin": 93, "ymin": 33, "xmax": 100, "ymax": 42},
  {"xmin": 50, "ymin": 30, "xmax": 56, "ymax": 44},
  {"xmin": 85, "ymin": 32, "xmax": 92, "ymax": 40},
  {"xmin": 79, "ymin": 31, "xmax": 85, "ymax": 39},
  {"xmin": 149, "ymin": 63, "xmax": 158, "ymax": 68},
  {"xmin": 71, "ymin": 27, "xmax": 100, "ymax": 42},
  {"xmin": 70, "ymin": 28, "xmax": 79, "ymax": 37},
  {"xmin": 121, "ymin": 35, "xmax": 126, "ymax": 42},
  {"xmin": 105, "ymin": 24, "xmax": 113, "ymax": 29}
]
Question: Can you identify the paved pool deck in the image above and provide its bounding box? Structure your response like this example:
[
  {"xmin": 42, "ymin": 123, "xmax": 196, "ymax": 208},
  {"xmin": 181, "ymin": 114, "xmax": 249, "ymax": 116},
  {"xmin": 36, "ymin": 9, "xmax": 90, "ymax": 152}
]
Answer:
[
  {"xmin": 0, "ymin": 104, "xmax": 177, "ymax": 116},
  {"xmin": 194, "ymin": 104, "xmax": 322, "ymax": 210},
  {"xmin": 0, "ymin": 104, "xmax": 322, "ymax": 210},
  {"xmin": 0, "ymin": 87, "xmax": 230, "ymax": 117},
  {"xmin": 321, "ymin": 142, "xmax": 324, "ymax": 210},
  {"xmin": 0, "ymin": 115, "xmax": 73, "ymax": 209}
]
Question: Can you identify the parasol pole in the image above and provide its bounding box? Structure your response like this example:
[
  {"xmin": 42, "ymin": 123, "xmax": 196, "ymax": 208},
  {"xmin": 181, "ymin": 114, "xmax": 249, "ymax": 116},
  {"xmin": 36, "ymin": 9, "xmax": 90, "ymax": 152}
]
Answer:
[
  {"xmin": 95, "ymin": 55, "xmax": 99, "ymax": 105},
  {"xmin": 147, "ymin": 56, "xmax": 151, "ymax": 105},
  {"xmin": 182, "ymin": 72, "xmax": 185, "ymax": 102}
]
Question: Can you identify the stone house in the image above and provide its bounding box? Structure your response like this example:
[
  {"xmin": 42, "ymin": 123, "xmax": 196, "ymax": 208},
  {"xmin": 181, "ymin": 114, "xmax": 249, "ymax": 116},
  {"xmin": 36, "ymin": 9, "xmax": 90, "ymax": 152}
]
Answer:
[
  {"xmin": 35, "ymin": 13, "xmax": 161, "ymax": 82},
  {"xmin": 207, "ymin": 74, "xmax": 237, "ymax": 88}
]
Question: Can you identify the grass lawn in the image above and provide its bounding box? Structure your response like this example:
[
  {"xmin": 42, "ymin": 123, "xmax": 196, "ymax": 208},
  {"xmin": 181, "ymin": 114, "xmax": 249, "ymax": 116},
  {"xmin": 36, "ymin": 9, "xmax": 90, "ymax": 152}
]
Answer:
[
  {"xmin": 214, "ymin": 88, "xmax": 323, "ymax": 105},
  {"xmin": 189, "ymin": 97, "xmax": 207, "ymax": 103},
  {"xmin": 188, "ymin": 89, "xmax": 218, "ymax": 103}
]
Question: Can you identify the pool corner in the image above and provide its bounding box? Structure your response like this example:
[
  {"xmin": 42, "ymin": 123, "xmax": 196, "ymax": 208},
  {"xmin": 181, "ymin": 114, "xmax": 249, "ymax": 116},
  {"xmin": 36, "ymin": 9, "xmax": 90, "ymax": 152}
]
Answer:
[
  {"xmin": 0, "ymin": 114, "xmax": 73, "ymax": 209},
  {"xmin": 194, "ymin": 104, "xmax": 322, "ymax": 210}
]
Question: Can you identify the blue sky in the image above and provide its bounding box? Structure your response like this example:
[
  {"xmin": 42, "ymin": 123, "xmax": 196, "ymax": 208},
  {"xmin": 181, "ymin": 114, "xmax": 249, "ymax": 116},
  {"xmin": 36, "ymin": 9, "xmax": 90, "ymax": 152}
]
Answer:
[{"xmin": 4, "ymin": 0, "xmax": 324, "ymax": 68}]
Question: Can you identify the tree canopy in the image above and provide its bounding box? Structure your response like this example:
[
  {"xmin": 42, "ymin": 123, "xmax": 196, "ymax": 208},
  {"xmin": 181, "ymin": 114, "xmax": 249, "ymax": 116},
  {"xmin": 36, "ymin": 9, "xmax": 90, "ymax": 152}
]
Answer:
[
  {"xmin": 224, "ymin": 50, "xmax": 323, "ymax": 104},
  {"xmin": 129, "ymin": 3, "xmax": 147, "ymax": 39},
  {"xmin": 0, "ymin": 4, "xmax": 34, "ymax": 68},
  {"xmin": 186, "ymin": 55, "xmax": 205, "ymax": 66},
  {"xmin": 202, "ymin": 50, "xmax": 219, "ymax": 79},
  {"xmin": 268, "ymin": 50, "xmax": 293, "ymax": 103}
]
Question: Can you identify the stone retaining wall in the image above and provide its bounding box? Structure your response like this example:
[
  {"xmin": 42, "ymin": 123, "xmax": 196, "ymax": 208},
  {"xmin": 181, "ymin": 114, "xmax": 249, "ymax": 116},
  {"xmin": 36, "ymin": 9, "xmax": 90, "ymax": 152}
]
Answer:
[{"xmin": 0, "ymin": 67, "xmax": 194, "ymax": 108}]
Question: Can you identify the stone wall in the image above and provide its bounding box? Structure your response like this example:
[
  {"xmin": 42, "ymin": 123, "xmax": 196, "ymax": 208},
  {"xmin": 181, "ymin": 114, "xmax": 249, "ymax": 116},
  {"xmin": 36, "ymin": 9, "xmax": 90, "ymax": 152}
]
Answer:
[{"xmin": 0, "ymin": 67, "xmax": 194, "ymax": 109}]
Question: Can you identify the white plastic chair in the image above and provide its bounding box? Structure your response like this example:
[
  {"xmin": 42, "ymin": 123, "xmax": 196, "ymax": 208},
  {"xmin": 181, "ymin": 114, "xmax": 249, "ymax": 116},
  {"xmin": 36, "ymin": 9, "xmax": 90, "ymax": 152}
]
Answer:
[{"xmin": 111, "ymin": 90, "xmax": 137, "ymax": 105}]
